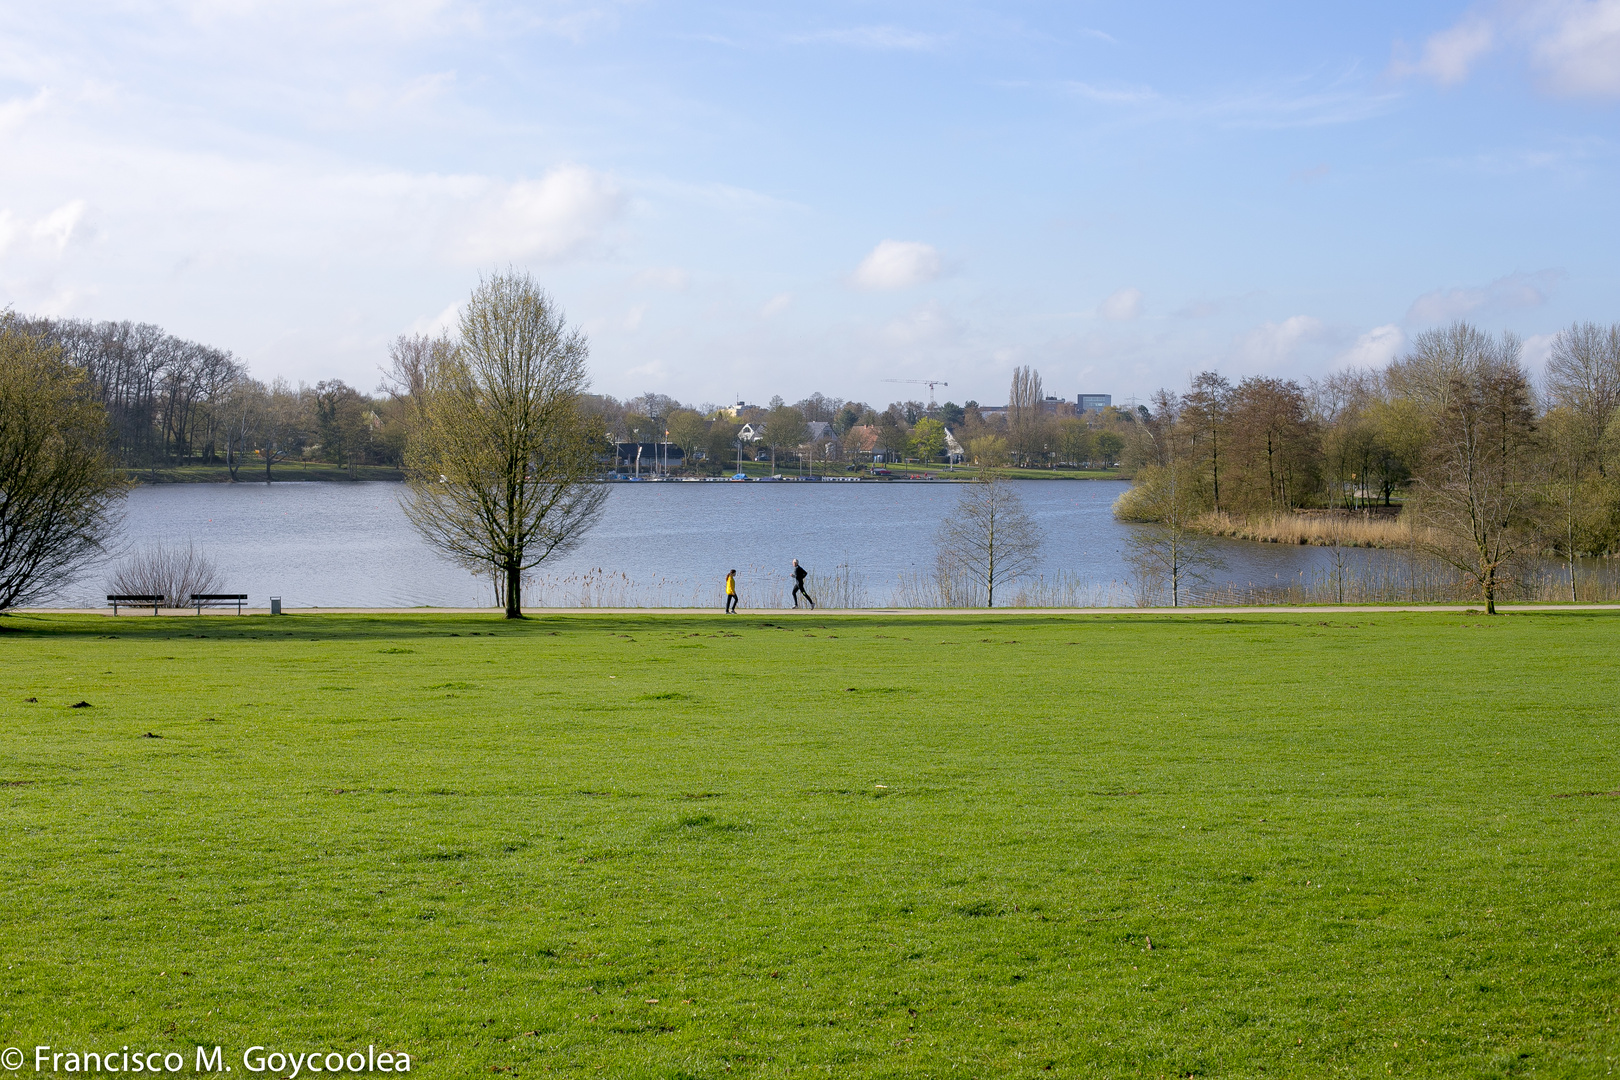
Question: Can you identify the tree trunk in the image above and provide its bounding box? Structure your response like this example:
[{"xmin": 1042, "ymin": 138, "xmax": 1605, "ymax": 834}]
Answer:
[
  {"xmin": 1483, "ymin": 568, "xmax": 1496, "ymax": 615},
  {"xmin": 504, "ymin": 554, "xmax": 524, "ymax": 619}
]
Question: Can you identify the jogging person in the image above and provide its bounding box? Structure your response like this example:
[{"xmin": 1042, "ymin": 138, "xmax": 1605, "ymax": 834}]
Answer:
[
  {"xmin": 791, "ymin": 559, "xmax": 815, "ymax": 609},
  {"xmin": 725, "ymin": 569, "xmax": 738, "ymax": 613}
]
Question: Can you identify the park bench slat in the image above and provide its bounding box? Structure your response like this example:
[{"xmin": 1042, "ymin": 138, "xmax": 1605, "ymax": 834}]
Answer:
[
  {"xmin": 188, "ymin": 593, "xmax": 248, "ymax": 615},
  {"xmin": 107, "ymin": 594, "xmax": 162, "ymax": 615}
]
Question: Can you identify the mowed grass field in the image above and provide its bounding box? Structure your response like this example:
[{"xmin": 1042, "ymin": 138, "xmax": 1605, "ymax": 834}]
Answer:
[{"xmin": 1, "ymin": 611, "xmax": 1617, "ymax": 1078}]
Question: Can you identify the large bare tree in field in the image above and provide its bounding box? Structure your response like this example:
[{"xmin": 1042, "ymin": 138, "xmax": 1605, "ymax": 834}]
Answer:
[
  {"xmin": 400, "ymin": 273, "xmax": 608, "ymax": 618},
  {"xmin": 0, "ymin": 315, "xmax": 128, "ymax": 611},
  {"xmin": 934, "ymin": 473, "xmax": 1042, "ymax": 606},
  {"xmin": 1409, "ymin": 324, "xmax": 1539, "ymax": 615}
]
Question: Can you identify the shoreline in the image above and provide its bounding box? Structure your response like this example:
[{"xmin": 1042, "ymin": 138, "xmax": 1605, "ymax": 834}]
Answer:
[{"xmin": 14, "ymin": 603, "xmax": 1620, "ymax": 617}]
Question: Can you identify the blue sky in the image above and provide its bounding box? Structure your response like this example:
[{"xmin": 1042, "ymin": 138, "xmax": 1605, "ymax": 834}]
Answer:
[{"xmin": 1, "ymin": 1, "xmax": 1616, "ymax": 407}]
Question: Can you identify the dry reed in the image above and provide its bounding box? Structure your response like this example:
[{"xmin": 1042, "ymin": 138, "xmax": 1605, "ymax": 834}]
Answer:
[{"xmin": 1193, "ymin": 510, "xmax": 1424, "ymax": 549}]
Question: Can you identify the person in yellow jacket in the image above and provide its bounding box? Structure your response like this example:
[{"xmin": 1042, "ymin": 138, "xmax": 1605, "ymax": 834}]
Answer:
[{"xmin": 725, "ymin": 569, "xmax": 738, "ymax": 613}]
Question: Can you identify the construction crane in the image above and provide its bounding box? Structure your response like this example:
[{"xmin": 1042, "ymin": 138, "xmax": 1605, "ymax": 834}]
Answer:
[{"xmin": 881, "ymin": 378, "xmax": 949, "ymax": 406}]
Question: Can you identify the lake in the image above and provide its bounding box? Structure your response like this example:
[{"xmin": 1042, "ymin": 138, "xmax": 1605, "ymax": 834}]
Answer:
[{"xmin": 48, "ymin": 479, "xmax": 1463, "ymax": 609}]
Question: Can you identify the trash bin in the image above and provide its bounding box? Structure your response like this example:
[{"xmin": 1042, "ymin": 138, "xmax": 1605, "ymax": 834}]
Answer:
[{"xmin": 270, "ymin": 596, "xmax": 282, "ymax": 616}]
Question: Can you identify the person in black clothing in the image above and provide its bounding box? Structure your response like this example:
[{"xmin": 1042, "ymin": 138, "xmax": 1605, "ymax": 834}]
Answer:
[{"xmin": 791, "ymin": 559, "xmax": 815, "ymax": 609}]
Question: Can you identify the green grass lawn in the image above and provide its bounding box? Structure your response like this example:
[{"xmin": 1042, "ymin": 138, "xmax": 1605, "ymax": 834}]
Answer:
[{"xmin": 1, "ymin": 611, "xmax": 1616, "ymax": 1077}]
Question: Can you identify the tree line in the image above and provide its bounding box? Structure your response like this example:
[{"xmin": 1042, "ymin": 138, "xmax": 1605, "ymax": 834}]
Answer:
[
  {"xmin": 1117, "ymin": 320, "xmax": 1620, "ymax": 611},
  {"xmin": 13, "ymin": 313, "xmax": 1144, "ymax": 478},
  {"xmin": 12, "ymin": 315, "xmax": 411, "ymax": 479}
]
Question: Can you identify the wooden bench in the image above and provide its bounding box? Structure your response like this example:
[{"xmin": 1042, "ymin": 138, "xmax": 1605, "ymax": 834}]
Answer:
[
  {"xmin": 108, "ymin": 594, "xmax": 162, "ymax": 615},
  {"xmin": 190, "ymin": 593, "xmax": 249, "ymax": 615}
]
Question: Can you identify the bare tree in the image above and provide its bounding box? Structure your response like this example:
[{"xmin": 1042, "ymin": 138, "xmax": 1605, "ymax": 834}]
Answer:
[
  {"xmin": 1122, "ymin": 461, "xmax": 1221, "ymax": 607},
  {"xmin": 400, "ymin": 271, "xmax": 608, "ymax": 619},
  {"xmin": 934, "ymin": 473, "xmax": 1043, "ymax": 606},
  {"xmin": 0, "ymin": 316, "xmax": 128, "ymax": 611},
  {"xmin": 107, "ymin": 542, "xmax": 223, "ymax": 607},
  {"xmin": 762, "ymin": 404, "xmax": 807, "ymax": 474},
  {"xmin": 1409, "ymin": 324, "xmax": 1539, "ymax": 614},
  {"xmin": 1543, "ymin": 322, "xmax": 1620, "ymax": 472},
  {"xmin": 256, "ymin": 378, "xmax": 305, "ymax": 483},
  {"xmin": 1008, "ymin": 366, "xmax": 1044, "ymax": 467}
]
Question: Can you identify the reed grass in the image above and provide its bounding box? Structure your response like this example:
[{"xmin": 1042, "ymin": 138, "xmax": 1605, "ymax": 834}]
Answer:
[{"xmin": 1192, "ymin": 509, "xmax": 1422, "ymax": 548}]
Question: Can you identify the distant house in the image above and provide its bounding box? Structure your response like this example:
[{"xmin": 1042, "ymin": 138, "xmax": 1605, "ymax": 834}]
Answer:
[
  {"xmin": 1077, "ymin": 394, "xmax": 1112, "ymax": 413},
  {"xmin": 806, "ymin": 421, "xmax": 835, "ymax": 443},
  {"xmin": 943, "ymin": 426, "xmax": 965, "ymax": 463},
  {"xmin": 738, "ymin": 422, "xmax": 766, "ymax": 443},
  {"xmin": 978, "ymin": 405, "xmax": 1009, "ymax": 422},
  {"xmin": 842, "ymin": 424, "xmax": 883, "ymax": 462}
]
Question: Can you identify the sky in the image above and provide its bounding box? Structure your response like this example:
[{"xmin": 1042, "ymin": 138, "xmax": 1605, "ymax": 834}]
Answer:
[{"xmin": 1, "ymin": 1, "xmax": 1617, "ymax": 408}]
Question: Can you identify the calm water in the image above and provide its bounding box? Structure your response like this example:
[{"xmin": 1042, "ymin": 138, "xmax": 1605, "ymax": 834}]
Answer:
[{"xmin": 56, "ymin": 479, "xmax": 1411, "ymax": 608}]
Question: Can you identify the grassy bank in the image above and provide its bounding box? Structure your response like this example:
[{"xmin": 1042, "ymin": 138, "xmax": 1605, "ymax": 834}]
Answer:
[{"xmin": 1, "ymin": 611, "xmax": 1616, "ymax": 1076}]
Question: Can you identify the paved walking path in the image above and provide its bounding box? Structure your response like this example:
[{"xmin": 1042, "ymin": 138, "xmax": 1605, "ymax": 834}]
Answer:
[{"xmin": 18, "ymin": 604, "xmax": 1620, "ymax": 617}]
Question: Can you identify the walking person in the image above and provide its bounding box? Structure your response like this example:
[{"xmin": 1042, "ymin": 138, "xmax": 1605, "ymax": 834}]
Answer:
[
  {"xmin": 791, "ymin": 559, "xmax": 815, "ymax": 609},
  {"xmin": 725, "ymin": 569, "xmax": 738, "ymax": 613}
]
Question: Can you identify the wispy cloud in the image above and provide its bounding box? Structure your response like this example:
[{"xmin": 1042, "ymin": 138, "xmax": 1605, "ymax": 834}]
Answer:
[
  {"xmin": 1396, "ymin": 1, "xmax": 1620, "ymax": 99},
  {"xmin": 1098, "ymin": 286, "xmax": 1143, "ymax": 321},
  {"xmin": 1060, "ymin": 81, "xmax": 1159, "ymax": 105},
  {"xmin": 788, "ymin": 26, "xmax": 945, "ymax": 52},
  {"xmin": 1337, "ymin": 324, "xmax": 1405, "ymax": 369},
  {"xmin": 1404, "ymin": 270, "xmax": 1565, "ymax": 325},
  {"xmin": 1052, "ymin": 70, "xmax": 1400, "ymax": 130},
  {"xmin": 1235, "ymin": 315, "xmax": 1326, "ymax": 367}
]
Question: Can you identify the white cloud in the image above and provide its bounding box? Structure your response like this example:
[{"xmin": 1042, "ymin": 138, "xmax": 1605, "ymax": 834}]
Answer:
[
  {"xmin": 1522, "ymin": 332, "xmax": 1560, "ymax": 370},
  {"xmin": 1404, "ymin": 270, "xmax": 1563, "ymax": 324},
  {"xmin": 407, "ymin": 300, "xmax": 460, "ymax": 337},
  {"xmin": 1237, "ymin": 315, "xmax": 1325, "ymax": 366},
  {"xmin": 0, "ymin": 199, "xmax": 89, "ymax": 256},
  {"xmin": 1098, "ymin": 286, "xmax": 1143, "ymax": 321},
  {"xmin": 760, "ymin": 293, "xmax": 792, "ymax": 318},
  {"xmin": 1402, "ymin": 1, "xmax": 1620, "ymax": 98},
  {"xmin": 852, "ymin": 240, "xmax": 942, "ymax": 291},
  {"xmin": 455, "ymin": 165, "xmax": 625, "ymax": 264},
  {"xmin": 1414, "ymin": 15, "xmax": 1496, "ymax": 85},
  {"xmin": 1338, "ymin": 324, "xmax": 1405, "ymax": 369},
  {"xmin": 32, "ymin": 199, "xmax": 88, "ymax": 251},
  {"xmin": 1531, "ymin": 0, "xmax": 1620, "ymax": 96},
  {"xmin": 0, "ymin": 89, "xmax": 51, "ymax": 134}
]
